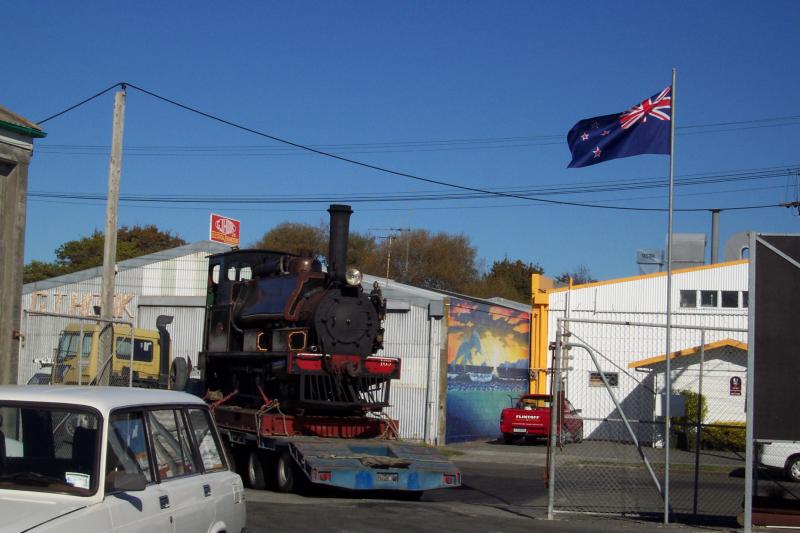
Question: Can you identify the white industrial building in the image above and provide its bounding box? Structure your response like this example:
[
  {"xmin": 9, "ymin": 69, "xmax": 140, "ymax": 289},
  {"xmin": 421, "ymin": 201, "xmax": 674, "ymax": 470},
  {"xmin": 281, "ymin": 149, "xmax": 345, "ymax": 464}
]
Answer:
[{"xmin": 545, "ymin": 259, "xmax": 749, "ymax": 443}]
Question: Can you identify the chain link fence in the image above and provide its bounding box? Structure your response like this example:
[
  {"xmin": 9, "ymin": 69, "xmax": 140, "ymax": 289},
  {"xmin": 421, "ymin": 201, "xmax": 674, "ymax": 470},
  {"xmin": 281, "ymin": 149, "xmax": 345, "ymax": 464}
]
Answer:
[
  {"xmin": 20, "ymin": 311, "xmax": 139, "ymax": 388},
  {"xmin": 548, "ymin": 317, "xmax": 748, "ymax": 527}
]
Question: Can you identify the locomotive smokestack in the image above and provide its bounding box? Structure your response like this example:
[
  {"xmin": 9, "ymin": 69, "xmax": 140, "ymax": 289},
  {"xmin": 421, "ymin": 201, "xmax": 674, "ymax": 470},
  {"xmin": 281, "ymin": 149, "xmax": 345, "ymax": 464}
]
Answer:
[{"xmin": 328, "ymin": 204, "xmax": 353, "ymax": 283}]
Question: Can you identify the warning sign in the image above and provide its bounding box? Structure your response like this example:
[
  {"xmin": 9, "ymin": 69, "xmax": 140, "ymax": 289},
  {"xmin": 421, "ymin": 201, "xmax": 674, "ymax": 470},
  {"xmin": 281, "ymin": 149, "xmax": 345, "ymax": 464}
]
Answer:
[
  {"xmin": 730, "ymin": 376, "xmax": 742, "ymax": 396},
  {"xmin": 210, "ymin": 214, "xmax": 240, "ymax": 246}
]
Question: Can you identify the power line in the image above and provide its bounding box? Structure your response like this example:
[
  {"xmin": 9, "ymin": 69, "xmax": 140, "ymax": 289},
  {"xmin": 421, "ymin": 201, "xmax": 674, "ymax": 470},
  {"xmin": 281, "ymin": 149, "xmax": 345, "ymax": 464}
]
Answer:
[
  {"xmin": 32, "ymin": 82, "xmax": 799, "ymax": 213},
  {"xmin": 28, "ymin": 166, "xmax": 797, "ymax": 206},
  {"xmin": 36, "ymin": 83, "xmax": 122, "ymax": 125}
]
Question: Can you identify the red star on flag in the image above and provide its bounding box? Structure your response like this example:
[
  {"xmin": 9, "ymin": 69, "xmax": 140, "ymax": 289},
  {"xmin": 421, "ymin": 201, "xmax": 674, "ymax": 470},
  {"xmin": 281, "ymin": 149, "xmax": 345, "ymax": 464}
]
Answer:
[{"xmin": 592, "ymin": 146, "xmax": 602, "ymax": 158}]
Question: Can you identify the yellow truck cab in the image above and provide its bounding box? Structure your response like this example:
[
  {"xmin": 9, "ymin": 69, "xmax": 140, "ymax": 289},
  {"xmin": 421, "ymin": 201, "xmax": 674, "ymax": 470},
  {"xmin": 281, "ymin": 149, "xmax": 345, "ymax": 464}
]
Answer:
[{"xmin": 51, "ymin": 316, "xmax": 188, "ymax": 390}]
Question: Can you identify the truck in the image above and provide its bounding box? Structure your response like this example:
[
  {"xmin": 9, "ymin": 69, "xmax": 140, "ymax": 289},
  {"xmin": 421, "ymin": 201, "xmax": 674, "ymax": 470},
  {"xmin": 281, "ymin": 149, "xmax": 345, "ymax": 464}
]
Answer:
[
  {"xmin": 199, "ymin": 204, "xmax": 461, "ymax": 497},
  {"xmin": 500, "ymin": 393, "xmax": 584, "ymax": 444},
  {"xmin": 49, "ymin": 315, "xmax": 190, "ymax": 390}
]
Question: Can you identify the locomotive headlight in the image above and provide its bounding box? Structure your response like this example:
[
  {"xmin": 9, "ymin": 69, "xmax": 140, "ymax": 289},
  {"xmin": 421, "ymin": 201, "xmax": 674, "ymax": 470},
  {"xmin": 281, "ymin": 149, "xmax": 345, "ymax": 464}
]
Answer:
[{"xmin": 345, "ymin": 267, "xmax": 363, "ymax": 286}]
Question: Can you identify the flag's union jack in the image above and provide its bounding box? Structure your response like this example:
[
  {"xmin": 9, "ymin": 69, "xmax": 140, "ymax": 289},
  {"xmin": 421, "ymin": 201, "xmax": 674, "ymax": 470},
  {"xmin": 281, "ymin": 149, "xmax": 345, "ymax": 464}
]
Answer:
[
  {"xmin": 566, "ymin": 85, "xmax": 672, "ymax": 168},
  {"xmin": 619, "ymin": 86, "xmax": 671, "ymax": 130}
]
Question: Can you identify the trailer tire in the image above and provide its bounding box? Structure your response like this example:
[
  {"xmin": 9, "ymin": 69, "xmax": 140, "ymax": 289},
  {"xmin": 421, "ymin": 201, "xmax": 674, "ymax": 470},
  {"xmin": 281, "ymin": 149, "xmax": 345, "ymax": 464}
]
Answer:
[
  {"xmin": 245, "ymin": 450, "xmax": 267, "ymax": 490},
  {"xmin": 276, "ymin": 450, "xmax": 297, "ymax": 493}
]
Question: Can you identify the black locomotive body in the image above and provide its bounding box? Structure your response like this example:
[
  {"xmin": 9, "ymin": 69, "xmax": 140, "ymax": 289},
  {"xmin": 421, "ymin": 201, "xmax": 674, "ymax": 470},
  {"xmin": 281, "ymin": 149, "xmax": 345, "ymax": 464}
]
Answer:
[{"xmin": 200, "ymin": 205, "xmax": 400, "ymax": 415}]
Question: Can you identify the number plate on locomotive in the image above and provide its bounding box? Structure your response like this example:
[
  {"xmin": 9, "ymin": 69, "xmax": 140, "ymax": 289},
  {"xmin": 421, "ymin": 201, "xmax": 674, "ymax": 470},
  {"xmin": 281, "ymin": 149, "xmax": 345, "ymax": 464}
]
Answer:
[{"xmin": 377, "ymin": 472, "xmax": 399, "ymax": 482}]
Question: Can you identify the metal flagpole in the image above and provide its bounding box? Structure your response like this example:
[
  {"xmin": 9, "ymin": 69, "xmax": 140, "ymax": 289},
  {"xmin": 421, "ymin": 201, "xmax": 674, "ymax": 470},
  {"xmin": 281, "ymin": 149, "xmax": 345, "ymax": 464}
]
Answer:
[{"xmin": 663, "ymin": 67, "xmax": 677, "ymax": 524}]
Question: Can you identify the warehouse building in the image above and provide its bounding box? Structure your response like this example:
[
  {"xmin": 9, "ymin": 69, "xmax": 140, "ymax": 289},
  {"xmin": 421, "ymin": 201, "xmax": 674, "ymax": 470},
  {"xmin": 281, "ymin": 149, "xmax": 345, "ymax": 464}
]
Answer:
[{"xmin": 542, "ymin": 259, "xmax": 749, "ymax": 444}]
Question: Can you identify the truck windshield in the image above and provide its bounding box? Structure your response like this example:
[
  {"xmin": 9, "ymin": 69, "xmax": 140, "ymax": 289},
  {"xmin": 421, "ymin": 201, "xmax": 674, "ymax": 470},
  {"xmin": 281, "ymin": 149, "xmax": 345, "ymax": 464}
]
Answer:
[
  {"xmin": 56, "ymin": 332, "xmax": 93, "ymax": 362},
  {"xmin": 0, "ymin": 403, "xmax": 100, "ymax": 496}
]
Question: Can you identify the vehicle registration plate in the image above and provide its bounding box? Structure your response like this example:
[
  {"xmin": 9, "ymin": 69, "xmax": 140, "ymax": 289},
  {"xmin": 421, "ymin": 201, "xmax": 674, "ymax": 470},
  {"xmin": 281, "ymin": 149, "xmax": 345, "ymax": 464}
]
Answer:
[
  {"xmin": 377, "ymin": 472, "xmax": 399, "ymax": 482},
  {"xmin": 513, "ymin": 428, "xmax": 527, "ymax": 433}
]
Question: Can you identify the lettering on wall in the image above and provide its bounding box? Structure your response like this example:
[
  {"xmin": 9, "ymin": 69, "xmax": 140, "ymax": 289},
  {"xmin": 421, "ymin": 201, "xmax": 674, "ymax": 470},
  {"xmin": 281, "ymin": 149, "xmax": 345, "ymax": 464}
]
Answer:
[{"xmin": 29, "ymin": 292, "xmax": 135, "ymax": 319}]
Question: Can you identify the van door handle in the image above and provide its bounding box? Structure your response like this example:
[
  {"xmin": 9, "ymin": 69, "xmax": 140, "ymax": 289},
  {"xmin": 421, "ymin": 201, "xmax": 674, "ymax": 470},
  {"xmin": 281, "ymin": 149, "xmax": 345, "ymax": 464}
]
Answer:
[
  {"xmin": 203, "ymin": 484, "xmax": 212, "ymax": 497},
  {"xmin": 159, "ymin": 495, "xmax": 170, "ymax": 509}
]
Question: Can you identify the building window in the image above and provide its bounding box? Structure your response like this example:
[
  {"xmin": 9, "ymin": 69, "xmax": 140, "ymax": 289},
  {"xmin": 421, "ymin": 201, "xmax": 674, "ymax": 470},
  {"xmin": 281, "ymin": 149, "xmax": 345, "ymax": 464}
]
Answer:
[
  {"xmin": 589, "ymin": 371, "xmax": 619, "ymax": 387},
  {"xmin": 700, "ymin": 290, "xmax": 718, "ymax": 307},
  {"xmin": 680, "ymin": 290, "xmax": 697, "ymax": 308},
  {"xmin": 742, "ymin": 291, "xmax": 749, "ymax": 308},
  {"xmin": 721, "ymin": 290, "xmax": 739, "ymax": 308}
]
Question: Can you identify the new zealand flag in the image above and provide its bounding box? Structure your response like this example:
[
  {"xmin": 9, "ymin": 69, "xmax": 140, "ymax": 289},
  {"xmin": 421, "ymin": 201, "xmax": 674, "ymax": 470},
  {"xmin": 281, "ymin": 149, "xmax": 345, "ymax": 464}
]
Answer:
[{"xmin": 567, "ymin": 86, "xmax": 671, "ymax": 168}]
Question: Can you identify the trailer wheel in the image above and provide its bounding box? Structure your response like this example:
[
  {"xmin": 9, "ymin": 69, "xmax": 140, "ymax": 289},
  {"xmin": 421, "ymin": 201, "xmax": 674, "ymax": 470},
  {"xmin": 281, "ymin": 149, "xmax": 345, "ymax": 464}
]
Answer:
[
  {"xmin": 276, "ymin": 450, "xmax": 297, "ymax": 493},
  {"xmin": 245, "ymin": 450, "xmax": 267, "ymax": 490}
]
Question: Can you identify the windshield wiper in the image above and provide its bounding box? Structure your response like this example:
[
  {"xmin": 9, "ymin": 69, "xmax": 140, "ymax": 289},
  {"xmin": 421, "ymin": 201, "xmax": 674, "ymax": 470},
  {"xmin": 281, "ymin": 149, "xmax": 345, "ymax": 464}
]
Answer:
[{"xmin": 0, "ymin": 471, "xmax": 67, "ymax": 485}]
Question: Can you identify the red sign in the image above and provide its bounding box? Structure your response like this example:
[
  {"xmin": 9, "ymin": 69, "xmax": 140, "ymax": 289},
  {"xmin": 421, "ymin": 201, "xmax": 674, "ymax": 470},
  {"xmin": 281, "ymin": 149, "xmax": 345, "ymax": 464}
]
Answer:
[
  {"xmin": 730, "ymin": 376, "xmax": 742, "ymax": 396},
  {"xmin": 210, "ymin": 214, "xmax": 240, "ymax": 246}
]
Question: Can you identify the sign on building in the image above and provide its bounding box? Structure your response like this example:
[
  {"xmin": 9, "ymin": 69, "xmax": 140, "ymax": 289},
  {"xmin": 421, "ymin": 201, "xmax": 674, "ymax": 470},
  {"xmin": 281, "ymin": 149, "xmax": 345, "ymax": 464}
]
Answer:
[{"xmin": 210, "ymin": 214, "xmax": 240, "ymax": 246}]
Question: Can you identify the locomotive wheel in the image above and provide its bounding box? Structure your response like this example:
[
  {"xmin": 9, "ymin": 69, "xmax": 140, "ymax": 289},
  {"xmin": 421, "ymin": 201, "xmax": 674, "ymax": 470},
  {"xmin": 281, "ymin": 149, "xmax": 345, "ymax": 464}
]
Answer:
[{"xmin": 245, "ymin": 450, "xmax": 267, "ymax": 490}]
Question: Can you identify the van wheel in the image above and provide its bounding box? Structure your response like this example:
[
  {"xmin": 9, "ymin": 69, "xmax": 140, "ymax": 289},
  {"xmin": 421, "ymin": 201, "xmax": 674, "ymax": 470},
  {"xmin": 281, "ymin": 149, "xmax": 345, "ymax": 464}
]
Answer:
[
  {"xmin": 786, "ymin": 456, "xmax": 800, "ymax": 482},
  {"xmin": 169, "ymin": 358, "xmax": 188, "ymax": 391},
  {"xmin": 502, "ymin": 433, "xmax": 515, "ymax": 444},
  {"xmin": 572, "ymin": 428, "xmax": 584, "ymax": 444},
  {"xmin": 246, "ymin": 450, "xmax": 267, "ymax": 490}
]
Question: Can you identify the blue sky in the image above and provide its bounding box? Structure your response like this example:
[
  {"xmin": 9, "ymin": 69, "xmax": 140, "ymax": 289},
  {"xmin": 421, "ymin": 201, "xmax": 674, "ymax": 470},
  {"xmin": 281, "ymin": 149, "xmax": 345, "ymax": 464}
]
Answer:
[{"xmin": 5, "ymin": 1, "xmax": 800, "ymax": 281}]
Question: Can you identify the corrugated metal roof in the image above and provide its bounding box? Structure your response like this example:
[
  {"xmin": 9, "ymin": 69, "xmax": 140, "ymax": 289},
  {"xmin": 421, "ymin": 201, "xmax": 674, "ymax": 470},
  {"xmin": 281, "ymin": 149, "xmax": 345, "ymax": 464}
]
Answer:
[{"xmin": 23, "ymin": 240, "xmax": 230, "ymax": 294}]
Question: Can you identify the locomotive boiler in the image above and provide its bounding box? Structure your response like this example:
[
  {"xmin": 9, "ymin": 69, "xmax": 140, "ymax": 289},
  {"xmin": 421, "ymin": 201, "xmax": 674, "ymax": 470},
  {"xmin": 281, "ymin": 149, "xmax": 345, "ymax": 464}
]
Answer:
[{"xmin": 200, "ymin": 205, "xmax": 401, "ymax": 415}]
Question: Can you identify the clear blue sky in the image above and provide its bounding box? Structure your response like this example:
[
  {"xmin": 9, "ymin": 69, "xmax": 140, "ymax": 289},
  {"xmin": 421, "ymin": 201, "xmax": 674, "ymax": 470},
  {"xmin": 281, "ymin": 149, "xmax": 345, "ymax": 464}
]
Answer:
[{"xmin": 5, "ymin": 1, "xmax": 800, "ymax": 281}]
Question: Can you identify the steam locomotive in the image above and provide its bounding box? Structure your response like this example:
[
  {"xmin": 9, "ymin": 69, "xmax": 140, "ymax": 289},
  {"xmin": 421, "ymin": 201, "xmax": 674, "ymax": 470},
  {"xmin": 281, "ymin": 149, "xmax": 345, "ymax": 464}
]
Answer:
[{"xmin": 199, "ymin": 205, "xmax": 401, "ymax": 415}]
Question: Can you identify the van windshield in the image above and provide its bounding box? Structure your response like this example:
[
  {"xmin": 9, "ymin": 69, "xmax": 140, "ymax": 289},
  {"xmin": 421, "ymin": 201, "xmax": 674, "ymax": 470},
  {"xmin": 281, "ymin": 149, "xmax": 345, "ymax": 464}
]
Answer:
[{"xmin": 0, "ymin": 403, "xmax": 100, "ymax": 496}]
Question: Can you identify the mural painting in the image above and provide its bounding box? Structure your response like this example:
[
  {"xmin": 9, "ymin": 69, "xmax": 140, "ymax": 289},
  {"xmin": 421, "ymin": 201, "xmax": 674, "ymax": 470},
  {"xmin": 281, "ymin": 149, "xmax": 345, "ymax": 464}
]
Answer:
[{"xmin": 445, "ymin": 298, "xmax": 530, "ymax": 443}]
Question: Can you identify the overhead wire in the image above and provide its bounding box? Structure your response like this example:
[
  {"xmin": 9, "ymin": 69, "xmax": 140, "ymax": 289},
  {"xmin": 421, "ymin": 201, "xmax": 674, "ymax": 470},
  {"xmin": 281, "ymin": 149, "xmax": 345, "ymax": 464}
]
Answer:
[{"xmin": 31, "ymin": 82, "xmax": 799, "ymax": 213}]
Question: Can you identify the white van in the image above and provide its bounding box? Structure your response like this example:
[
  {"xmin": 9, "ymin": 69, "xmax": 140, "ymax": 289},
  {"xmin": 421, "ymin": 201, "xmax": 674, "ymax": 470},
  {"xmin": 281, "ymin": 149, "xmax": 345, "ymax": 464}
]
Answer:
[{"xmin": 0, "ymin": 386, "xmax": 246, "ymax": 532}]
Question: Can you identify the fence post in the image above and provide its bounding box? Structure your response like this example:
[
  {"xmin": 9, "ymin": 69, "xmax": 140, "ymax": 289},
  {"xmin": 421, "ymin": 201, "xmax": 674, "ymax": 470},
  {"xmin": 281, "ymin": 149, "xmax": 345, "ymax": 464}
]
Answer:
[
  {"xmin": 546, "ymin": 319, "xmax": 563, "ymax": 520},
  {"xmin": 692, "ymin": 329, "xmax": 706, "ymax": 516}
]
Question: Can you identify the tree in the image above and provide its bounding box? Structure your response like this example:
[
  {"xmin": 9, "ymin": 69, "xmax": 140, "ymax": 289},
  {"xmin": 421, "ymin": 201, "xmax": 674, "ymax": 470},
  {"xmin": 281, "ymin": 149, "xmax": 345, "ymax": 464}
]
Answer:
[
  {"xmin": 255, "ymin": 223, "xmax": 481, "ymax": 293},
  {"xmin": 253, "ymin": 222, "xmax": 327, "ymax": 258},
  {"xmin": 473, "ymin": 258, "xmax": 544, "ymax": 302},
  {"xmin": 381, "ymin": 230, "xmax": 480, "ymax": 292},
  {"xmin": 555, "ymin": 265, "xmax": 596, "ymax": 285},
  {"xmin": 23, "ymin": 225, "xmax": 186, "ymax": 283}
]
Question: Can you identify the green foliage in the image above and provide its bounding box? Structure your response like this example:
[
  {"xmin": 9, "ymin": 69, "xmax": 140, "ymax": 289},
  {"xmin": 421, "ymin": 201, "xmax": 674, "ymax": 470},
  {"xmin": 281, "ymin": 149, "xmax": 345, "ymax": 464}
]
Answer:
[
  {"xmin": 670, "ymin": 389, "xmax": 708, "ymax": 451},
  {"xmin": 23, "ymin": 225, "xmax": 186, "ymax": 284},
  {"xmin": 254, "ymin": 221, "xmax": 327, "ymax": 258},
  {"xmin": 555, "ymin": 265, "xmax": 596, "ymax": 285},
  {"xmin": 701, "ymin": 422, "xmax": 746, "ymax": 452},
  {"xmin": 473, "ymin": 258, "xmax": 544, "ymax": 302}
]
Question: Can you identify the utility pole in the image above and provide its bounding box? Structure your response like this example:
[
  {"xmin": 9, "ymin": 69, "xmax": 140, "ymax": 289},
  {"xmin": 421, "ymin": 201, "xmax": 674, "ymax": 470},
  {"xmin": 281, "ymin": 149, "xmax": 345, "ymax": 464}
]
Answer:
[
  {"xmin": 370, "ymin": 227, "xmax": 411, "ymax": 282},
  {"xmin": 98, "ymin": 84, "xmax": 126, "ymax": 385}
]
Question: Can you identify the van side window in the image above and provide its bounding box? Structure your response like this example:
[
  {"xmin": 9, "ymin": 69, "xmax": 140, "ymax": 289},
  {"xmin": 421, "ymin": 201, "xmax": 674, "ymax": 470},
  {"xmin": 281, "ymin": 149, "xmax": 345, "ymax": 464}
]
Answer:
[
  {"xmin": 148, "ymin": 409, "xmax": 198, "ymax": 480},
  {"xmin": 107, "ymin": 411, "xmax": 152, "ymax": 485},
  {"xmin": 187, "ymin": 409, "xmax": 226, "ymax": 472}
]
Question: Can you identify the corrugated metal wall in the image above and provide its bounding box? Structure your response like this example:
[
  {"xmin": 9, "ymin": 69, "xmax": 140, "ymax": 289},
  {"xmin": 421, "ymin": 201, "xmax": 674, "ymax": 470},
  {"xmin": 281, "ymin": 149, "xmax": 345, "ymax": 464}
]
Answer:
[{"xmin": 378, "ymin": 304, "xmax": 443, "ymax": 444}]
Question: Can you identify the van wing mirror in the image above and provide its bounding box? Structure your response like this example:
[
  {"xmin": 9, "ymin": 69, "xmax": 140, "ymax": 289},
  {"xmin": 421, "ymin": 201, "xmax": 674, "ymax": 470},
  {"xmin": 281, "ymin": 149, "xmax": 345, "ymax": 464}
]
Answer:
[{"xmin": 109, "ymin": 472, "xmax": 147, "ymax": 492}]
